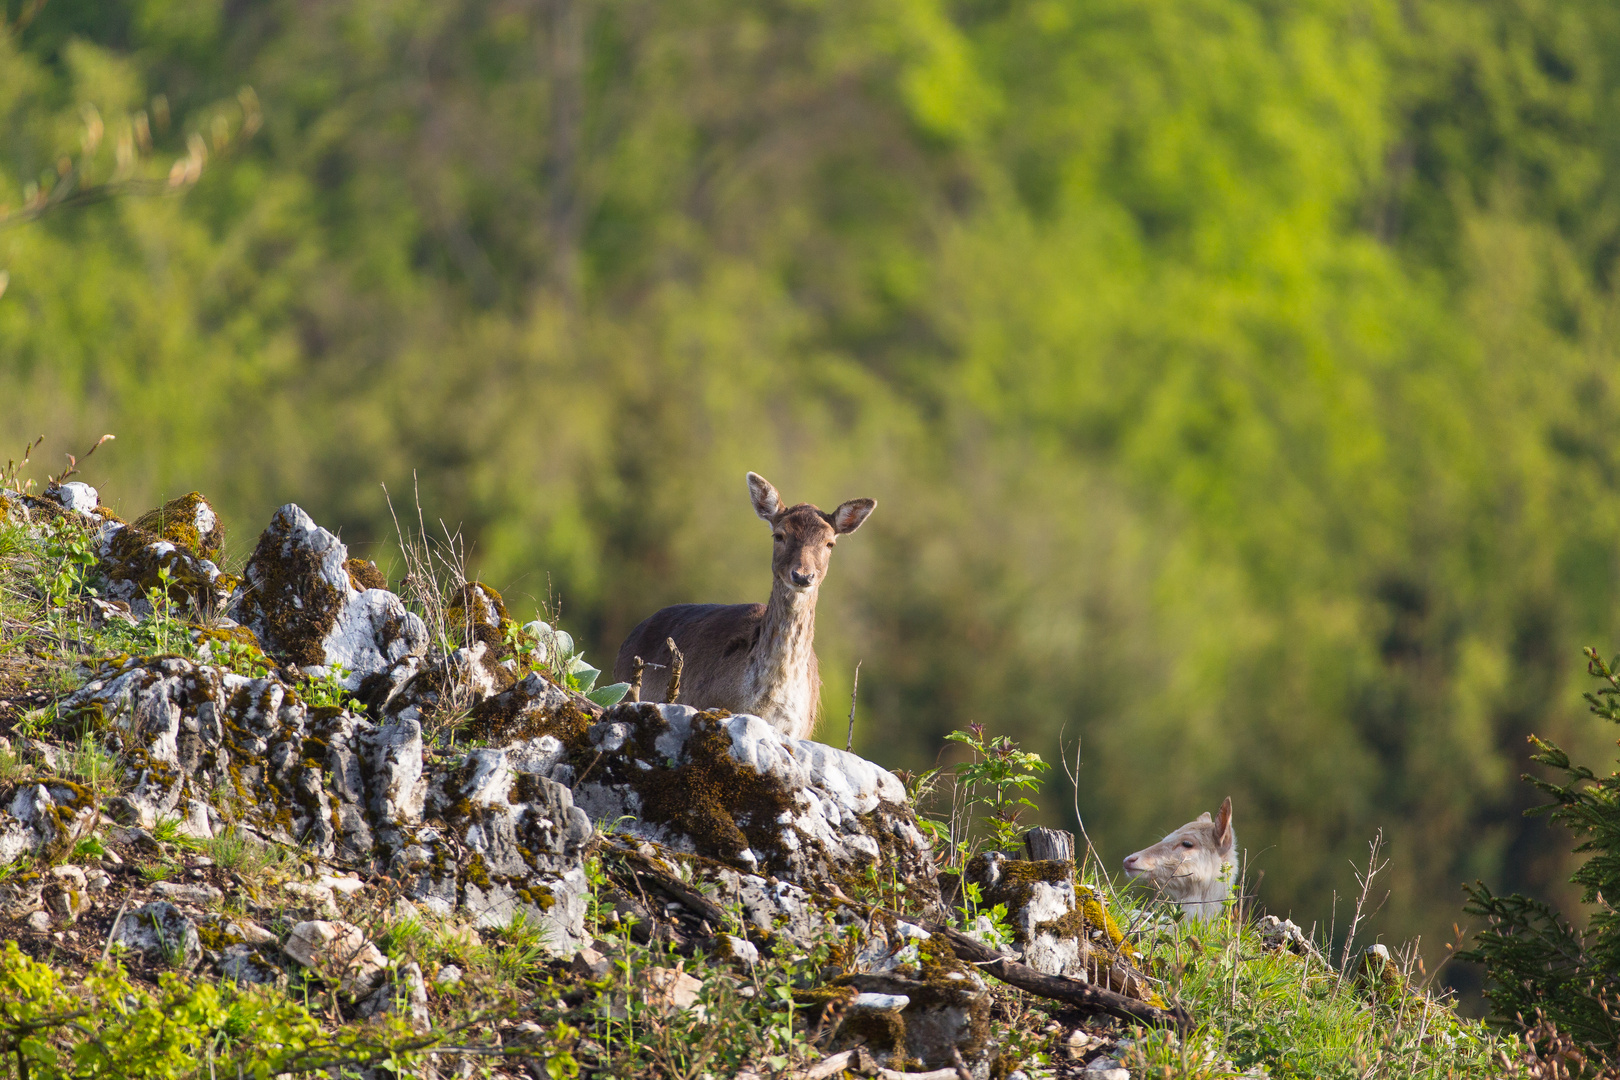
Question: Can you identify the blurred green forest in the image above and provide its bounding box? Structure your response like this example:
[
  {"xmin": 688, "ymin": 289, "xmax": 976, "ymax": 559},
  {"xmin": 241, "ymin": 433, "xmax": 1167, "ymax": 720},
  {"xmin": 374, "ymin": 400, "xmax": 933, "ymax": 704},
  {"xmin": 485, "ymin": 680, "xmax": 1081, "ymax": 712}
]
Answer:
[{"xmin": 5, "ymin": 0, "xmax": 1620, "ymax": 995}]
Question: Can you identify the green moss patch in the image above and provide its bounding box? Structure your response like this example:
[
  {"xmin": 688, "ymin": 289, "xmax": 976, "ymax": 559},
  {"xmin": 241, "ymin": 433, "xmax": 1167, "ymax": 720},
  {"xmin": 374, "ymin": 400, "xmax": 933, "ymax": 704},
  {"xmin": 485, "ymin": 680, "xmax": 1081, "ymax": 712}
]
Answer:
[
  {"xmin": 238, "ymin": 523, "xmax": 344, "ymax": 668},
  {"xmin": 446, "ymin": 582, "xmax": 511, "ymax": 650},
  {"xmin": 133, "ymin": 493, "xmax": 223, "ymax": 560},
  {"xmin": 344, "ymin": 558, "xmax": 387, "ymax": 592}
]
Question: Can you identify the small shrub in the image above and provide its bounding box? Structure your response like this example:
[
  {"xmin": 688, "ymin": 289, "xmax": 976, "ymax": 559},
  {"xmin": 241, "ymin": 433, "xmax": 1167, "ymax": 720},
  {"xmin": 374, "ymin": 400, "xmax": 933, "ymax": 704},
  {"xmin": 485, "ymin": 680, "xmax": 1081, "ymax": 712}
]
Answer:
[{"xmin": 1460, "ymin": 647, "xmax": 1620, "ymax": 1060}]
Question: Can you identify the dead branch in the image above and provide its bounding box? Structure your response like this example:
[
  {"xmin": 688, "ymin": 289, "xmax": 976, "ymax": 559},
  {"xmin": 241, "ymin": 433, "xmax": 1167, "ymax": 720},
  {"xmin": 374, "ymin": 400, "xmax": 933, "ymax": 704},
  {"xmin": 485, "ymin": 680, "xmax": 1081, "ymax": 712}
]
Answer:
[
  {"xmin": 664, "ymin": 637, "xmax": 683, "ymax": 703},
  {"xmin": 921, "ymin": 920, "xmax": 1192, "ymax": 1031}
]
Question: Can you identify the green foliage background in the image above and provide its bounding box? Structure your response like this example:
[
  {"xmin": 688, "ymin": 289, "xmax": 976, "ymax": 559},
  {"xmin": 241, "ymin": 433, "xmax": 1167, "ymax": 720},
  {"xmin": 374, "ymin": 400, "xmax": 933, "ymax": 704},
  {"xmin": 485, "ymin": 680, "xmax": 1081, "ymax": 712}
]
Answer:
[{"xmin": 5, "ymin": 0, "xmax": 1620, "ymax": 992}]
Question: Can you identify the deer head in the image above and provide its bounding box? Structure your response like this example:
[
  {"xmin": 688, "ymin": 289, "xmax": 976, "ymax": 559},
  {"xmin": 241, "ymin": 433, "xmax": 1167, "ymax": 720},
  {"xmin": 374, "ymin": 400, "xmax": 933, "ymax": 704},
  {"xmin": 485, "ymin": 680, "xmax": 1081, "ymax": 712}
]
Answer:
[
  {"xmin": 746, "ymin": 472, "xmax": 874, "ymax": 593},
  {"xmin": 1122, "ymin": 797, "xmax": 1236, "ymax": 919}
]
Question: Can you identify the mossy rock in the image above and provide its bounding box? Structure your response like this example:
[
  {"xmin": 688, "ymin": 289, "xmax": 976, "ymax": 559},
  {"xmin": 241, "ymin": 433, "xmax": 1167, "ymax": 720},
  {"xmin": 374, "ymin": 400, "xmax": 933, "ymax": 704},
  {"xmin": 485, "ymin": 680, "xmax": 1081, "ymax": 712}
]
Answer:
[
  {"xmin": 134, "ymin": 492, "xmax": 223, "ymax": 561},
  {"xmin": 446, "ymin": 581, "xmax": 511, "ymax": 650},
  {"xmin": 344, "ymin": 558, "xmax": 388, "ymax": 592},
  {"xmin": 236, "ymin": 506, "xmax": 347, "ymax": 668}
]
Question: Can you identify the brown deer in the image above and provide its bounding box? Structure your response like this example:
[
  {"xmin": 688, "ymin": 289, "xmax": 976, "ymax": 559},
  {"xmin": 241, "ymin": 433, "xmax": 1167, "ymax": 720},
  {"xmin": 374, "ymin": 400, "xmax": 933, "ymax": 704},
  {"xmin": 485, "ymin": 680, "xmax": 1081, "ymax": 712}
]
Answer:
[
  {"xmin": 612, "ymin": 473, "xmax": 875, "ymax": 742},
  {"xmin": 1121, "ymin": 797, "xmax": 1237, "ymax": 921}
]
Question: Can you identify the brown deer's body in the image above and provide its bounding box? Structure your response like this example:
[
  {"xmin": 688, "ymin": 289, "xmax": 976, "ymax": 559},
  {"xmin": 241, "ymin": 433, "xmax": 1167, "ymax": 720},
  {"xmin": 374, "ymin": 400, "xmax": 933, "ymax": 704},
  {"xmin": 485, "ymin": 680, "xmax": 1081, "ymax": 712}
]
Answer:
[{"xmin": 613, "ymin": 473, "xmax": 874, "ymax": 742}]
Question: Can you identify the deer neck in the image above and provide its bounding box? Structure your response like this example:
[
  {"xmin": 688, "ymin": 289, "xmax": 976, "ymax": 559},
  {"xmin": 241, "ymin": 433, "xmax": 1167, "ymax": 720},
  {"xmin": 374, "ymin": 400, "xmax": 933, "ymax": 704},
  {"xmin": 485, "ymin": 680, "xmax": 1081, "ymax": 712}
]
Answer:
[{"xmin": 746, "ymin": 580, "xmax": 819, "ymax": 715}]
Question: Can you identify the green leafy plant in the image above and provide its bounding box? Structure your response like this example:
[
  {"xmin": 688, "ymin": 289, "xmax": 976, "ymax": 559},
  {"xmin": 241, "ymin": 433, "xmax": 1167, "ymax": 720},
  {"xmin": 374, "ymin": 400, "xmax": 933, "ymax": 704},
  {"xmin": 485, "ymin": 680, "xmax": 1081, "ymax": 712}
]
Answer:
[
  {"xmin": 1460, "ymin": 647, "xmax": 1620, "ymax": 1059},
  {"xmin": 61, "ymin": 732, "xmax": 121, "ymax": 800},
  {"xmin": 298, "ymin": 664, "xmax": 353, "ymax": 710},
  {"xmin": 150, "ymin": 815, "xmax": 204, "ymax": 850},
  {"xmin": 954, "ymin": 879, "xmax": 1014, "ymax": 948},
  {"xmin": 206, "ymin": 634, "xmax": 274, "ymax": 678},
  {"xmin": 516, "ymin": 620, "xmax": 630, "ymax": 707},
  {"xmin": 39, "ymin": 516, "xmax": 98, "ymax": 613},
  {"xmin": 0, "ymin": 940, "xmax": 439, "ymax": 1077},
  {"xmin": 921, "ymin": 723, "xmax": 1052, "ymax": 864}
]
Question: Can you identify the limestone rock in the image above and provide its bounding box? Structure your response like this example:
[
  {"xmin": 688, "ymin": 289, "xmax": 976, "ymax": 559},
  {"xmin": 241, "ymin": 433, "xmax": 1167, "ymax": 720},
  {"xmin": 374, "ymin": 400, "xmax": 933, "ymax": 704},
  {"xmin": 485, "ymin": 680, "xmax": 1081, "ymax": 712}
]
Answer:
[
  {"xmin": 217, "ymin": 944, "xmax": 287, "ymax": 986},
  {"xmin": 89, "ymin": 493, "xmax": 235, "ymax": 615},
  {"xmin": 284, "ymin": 920, "xmax": 388, "ymax": 994},
  {"xmin": 6, "ymin": 782, "xmax": 98, "ymax": 862},
  {"xmin": 1257, "ymin": 915, "xmax": 1319, "ymax": 958},
  {"xmin": 963, "ymin": 854, "xmax": 1156, "ymax": 1003},
  {"xmin": 232, "ymin": 503, "xmax": 427, "ymax": 691},
  {"xmin": 389, "ymin": 746, "xmax": 592, "ymax": 949},
  {"xmin": 65, "ymin": 653, "xmax": 594, "ymax": 955},
  {"xmin": 359, "ymin": 961, "xmax": 430, "ymax": 1031},
  {"xmin": 644, "ymin": 967, "xmax": 705, "ymax": 1014},
  {"xmin": 826, "ymin": 959, "xmax": 992, "ymax": 1077},
  {"xmin": 112, "ymin": 901, "xmax": 202, "ymax": 969},
  {"xmin": 43, "ymin": 878, "xmax": 90, "ymax": 922},
  {"xmin": 569, "ymin": 703, "xmax": 937, "ymax": 899},
  {"xmin": 49, "ymin": 481, "xmax": 100, "ymax": 515},
  {"xmin": 153, "ymin": 881, "xmax": 224, "ymax": 905},
  {"xmin": 965, "ymin": 852, "xmax": 1081, "ymax": 975},
  {"xmin": 133, "ymin": 492, "xmax": 225, "ymax": 561}
]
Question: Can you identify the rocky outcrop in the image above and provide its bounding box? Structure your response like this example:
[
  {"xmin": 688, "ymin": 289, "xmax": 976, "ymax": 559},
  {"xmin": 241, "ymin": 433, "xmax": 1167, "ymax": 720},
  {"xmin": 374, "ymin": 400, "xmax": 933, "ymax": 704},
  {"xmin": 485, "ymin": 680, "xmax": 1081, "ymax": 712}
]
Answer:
[
  {"xmin": 568, "ymin": 702, "xmax": 937, "ymax": 896},
  {"xmin": 963, "ymin": 851, "xmax": 1158, "ymax": 1003},
  {"xmin": 64, "ymin": 659, "xmax": 593, "ymax": 954},
  {"xmin": 29, "ymin": 483, "xmax": 238, "ymax": 616},
  {"xmin": 22, "ymin": 495, "xmax": 944, "ymax": 965},
  {"xmin": 232, "ymin": 504, "xmax": 428, "ymax": 693}
]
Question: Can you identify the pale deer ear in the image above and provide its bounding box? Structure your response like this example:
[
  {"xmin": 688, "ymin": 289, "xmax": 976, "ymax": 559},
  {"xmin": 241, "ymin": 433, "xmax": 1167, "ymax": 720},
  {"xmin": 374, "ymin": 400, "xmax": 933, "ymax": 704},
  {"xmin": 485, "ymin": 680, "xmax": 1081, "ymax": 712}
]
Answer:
[
  {"xmin": 747, "ymin": 472, "xmax": 782, "ymax": 522},
  {"xmin": 831, "ymin": 498, "xmax": 875, "ymax": 534},
  {"xmin": 1196, "ymin": 812, "xmax": 1213, "ymax": 823},
  {"xmin": 1214, "ymin": 797, "xmax": 1233, "ymax": 849}
]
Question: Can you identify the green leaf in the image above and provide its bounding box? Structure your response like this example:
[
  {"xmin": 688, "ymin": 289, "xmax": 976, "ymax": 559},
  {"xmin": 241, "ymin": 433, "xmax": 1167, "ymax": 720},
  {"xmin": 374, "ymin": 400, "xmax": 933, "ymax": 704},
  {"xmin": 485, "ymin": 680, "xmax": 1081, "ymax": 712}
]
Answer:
[
  {"xmin": 569, "ymin": 661, "xmax": 601, "ymax": 694},
  {"xmin": 586, "ymin": 682, "xmax": 630, "ymax": 707}
]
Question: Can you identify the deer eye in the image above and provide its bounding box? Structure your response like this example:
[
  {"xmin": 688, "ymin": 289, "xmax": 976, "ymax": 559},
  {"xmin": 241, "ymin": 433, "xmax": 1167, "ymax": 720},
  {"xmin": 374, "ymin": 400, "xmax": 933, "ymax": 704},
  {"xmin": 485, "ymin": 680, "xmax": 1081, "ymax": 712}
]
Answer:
[
  {"xmin": 826, "ymin": 541, "xmax": 835, "ymax": 548},
  {"xmin": 1180, "ymin": 840, "xmax": 1195, "ymax": 849},
  {"xmin": 773, "ymin": 533, "xmax": 785, "ymax": 542}
]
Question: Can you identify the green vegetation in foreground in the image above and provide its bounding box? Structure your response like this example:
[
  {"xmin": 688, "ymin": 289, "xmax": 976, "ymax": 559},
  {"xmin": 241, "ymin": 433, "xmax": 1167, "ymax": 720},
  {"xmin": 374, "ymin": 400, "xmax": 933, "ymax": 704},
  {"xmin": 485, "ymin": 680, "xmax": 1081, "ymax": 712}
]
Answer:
[{"xmin": 1117, "ymin": 906, "xmax": 1503, "ymax": 1078}]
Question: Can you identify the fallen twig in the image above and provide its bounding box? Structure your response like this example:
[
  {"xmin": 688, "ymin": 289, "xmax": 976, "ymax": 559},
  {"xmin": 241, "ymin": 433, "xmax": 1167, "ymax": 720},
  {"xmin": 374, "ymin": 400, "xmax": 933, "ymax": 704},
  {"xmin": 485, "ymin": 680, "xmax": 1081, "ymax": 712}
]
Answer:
[
  {"xmin": 921, "ymin": 920, "xmax": 1192, "ymax": 1031},
  {"xmin": 101, "ymin": 890, "xmax": 135, "ymax": 962},
  {"xmin": 598, "ymin": 838, "xmax": 729, "ymax": 928}
]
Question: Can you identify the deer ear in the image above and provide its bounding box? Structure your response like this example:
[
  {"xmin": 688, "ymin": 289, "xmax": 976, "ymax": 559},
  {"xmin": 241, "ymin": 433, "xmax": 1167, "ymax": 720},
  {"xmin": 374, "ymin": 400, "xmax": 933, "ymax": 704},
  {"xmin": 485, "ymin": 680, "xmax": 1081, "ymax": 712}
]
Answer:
[
  {"xmin": 1196, "ymin": 812, "xmax": 1213, "ymax": 823},
  {"xmin": 747, "ymin": 473, "xmax": 782, "ymax": 522},
  {"xmin": 831, "ymin": 498, "xmax": 875, "ymax": 534},
  {"xmin": 1213, "ymin": 797, "xmax": 1233, "ymax": 849}
]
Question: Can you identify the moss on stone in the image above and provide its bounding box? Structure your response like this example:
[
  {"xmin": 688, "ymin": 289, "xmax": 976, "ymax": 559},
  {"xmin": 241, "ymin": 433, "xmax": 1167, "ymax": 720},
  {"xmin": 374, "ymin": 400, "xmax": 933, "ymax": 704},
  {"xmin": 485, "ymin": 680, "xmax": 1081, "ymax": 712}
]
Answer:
[
  {"xmin": 238, "ymin": 518, "xmax": 344, "ymax": 668},
  {"xmin": 133, "ymin": 493, "xmax": 222, "ymax": 560},
  {"xmin": 607, "ymin": 705, "xmax": 797, "ymax": 869},
  {"xmin": 343, "ymin": 558, "xmax": 387, "ymax": 592},
  {"xmin": 464, "ymin": 685, "xmax": 595, "ymax": 746},
  {"xmin": 446, "ymin": 581, "xmax": 511, "ymax": 650}
]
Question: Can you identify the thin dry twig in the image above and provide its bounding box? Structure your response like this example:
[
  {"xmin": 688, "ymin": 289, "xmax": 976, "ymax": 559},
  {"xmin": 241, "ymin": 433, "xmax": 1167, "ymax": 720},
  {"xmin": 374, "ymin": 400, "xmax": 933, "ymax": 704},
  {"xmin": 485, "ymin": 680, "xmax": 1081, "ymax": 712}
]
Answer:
[
  {"xmin": 49, "ymin": 434, "xmax": 114, "ymax": 486},
  {"xmin": 845, "ymin": 660, "xmax": 861, "ymax": 752},
  {"xmin": 1339, "ymin": 829, "xmax": 1390, "ymax": 977}
]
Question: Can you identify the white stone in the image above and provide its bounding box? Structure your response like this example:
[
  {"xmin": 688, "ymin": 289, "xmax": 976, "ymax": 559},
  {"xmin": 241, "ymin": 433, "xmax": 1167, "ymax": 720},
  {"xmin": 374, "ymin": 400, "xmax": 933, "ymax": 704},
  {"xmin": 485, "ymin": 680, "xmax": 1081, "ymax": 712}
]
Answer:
[
  {"xmin": 152, "ymin": 881, "xmax": 223, "ymax": 904},
  {"xmin": 48, "ymin": 865, "xmax": 86, "ymax": 889},
  {"xmin": 283, "ymin": 920, "xmax": 387, "ymax": 993},
  {"xmin": 52, "ymin": 482, "xmax": 99, "ymax": 514},
  {"xmin": 850, "ymin": 992, "xmax": 911, "ymax": 1011},
  {"xmin": 719, "ymin": 934, "xmax": 759, "ymax": 965}
]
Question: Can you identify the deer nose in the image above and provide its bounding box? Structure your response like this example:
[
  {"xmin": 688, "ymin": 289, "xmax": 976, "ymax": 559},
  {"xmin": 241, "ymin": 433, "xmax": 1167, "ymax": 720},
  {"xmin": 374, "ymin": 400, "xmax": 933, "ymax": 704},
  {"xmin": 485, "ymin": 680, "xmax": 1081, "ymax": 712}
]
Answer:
[
  {"xmin": 1122, "ymin": 854, "xmax": 1139, "ymax": 871},
  {"xmin": 790, "ymin": 569, "xmax": 815, "ymax": 588}
]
